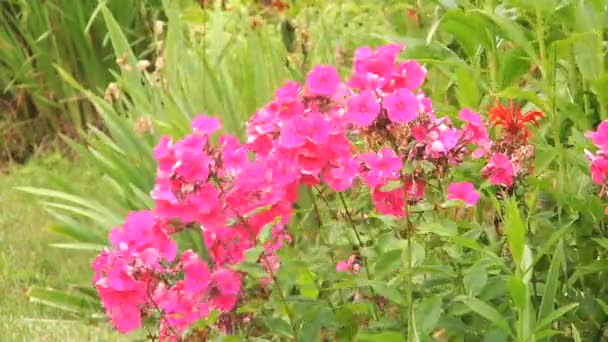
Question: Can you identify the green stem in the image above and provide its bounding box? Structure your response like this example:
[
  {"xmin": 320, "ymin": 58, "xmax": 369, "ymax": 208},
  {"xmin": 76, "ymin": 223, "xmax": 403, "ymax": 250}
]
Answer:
[{"xmin": 337, "ymin": 192, "xmax": 379, "ymax": 320}]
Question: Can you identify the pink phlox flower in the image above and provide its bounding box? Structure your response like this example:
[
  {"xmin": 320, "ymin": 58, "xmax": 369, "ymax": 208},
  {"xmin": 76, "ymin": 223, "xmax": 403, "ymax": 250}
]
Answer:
[
  {"xmin": 337, "ymin": 255, "xmax": 360, "ymax": 273},
  {"xmin": 372, "ymin": 186, "xmax": 405, "ymax": 217},
  {"xmin": 275, "ymin": 80, "xmax": 301, "ymax": 102},
  {"xmin": 585, "ymin": 121, "xmax": 608, "ymax": 151},
  {"xmin": 209, "ymin": 268, "xmax": 241, "ymax": 311},
  {"xmin": 336, "ymin": 255, "xmax": 360, "ymax": 273},
  {"xmin": 347, "ymin": 90, "xmax": 380, "ymax": 126},
  {"xmin": 585, "ymin": 150, "xmax": 608, "ymax": 185},
  {"xmin": 191, "ymin": 114, "xmax": 221, "ymax": 135},
  {"xmin": 411, "ymin": 125, "xmax": 427, "ymax": 141},
  {"xmin": 459, "ymin": 108, "xmax": 492, "ymax": 158},
  {"xmin": 389, "ymin": 60, "xmax": 426, "ymax": 91},
  {"xmin": 109, "ymin": 211, "xmax": 177, "ymax": 262},
  {"xmin": 279, "ymin": 112, "xmax": 331, "ymax": 148},
  {"xmin": 358, "ymin": 147, "xmax": 402, "ymax": 188},
  {"xmin": 181, "ymin": 250, "xmax": 211, "ymax": 296},
  {"xmin": 446, "ymin": 181, "xmax": 480, "ymax": 206},
  {"xmin": 154, "ymin": 136, "xmax": 177, "ymax": 174},
  {"xmin": 384, "ymin": 88, "xmax": 419, "ymax": 123},
  {"xmin": 482, "ymin": 153, "xmax": 514, "ymax": 187},
  {"xmin": 323, "ymin": 156, "xmax": 359, "ymax": 192},
  {"xmin": 430, "ymin": 126, "xmax": 458, "ymax": 153},
  {"xmin": 305, "ymin": 65, "xmax": 341, "ymax": 96},
  {"xmin": 173, "ymin": 135, "xmax": 211, "ymax": 182},
  {"xmin": 94, "ymin": 254, "xmax": 148, "ymax": 333}
]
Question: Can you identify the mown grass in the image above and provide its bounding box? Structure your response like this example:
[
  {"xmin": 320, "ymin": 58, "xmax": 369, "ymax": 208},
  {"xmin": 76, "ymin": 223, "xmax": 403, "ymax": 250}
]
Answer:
[{"xmin": 0, "ymin": 155, "xmax": 139, "ymax": 341}]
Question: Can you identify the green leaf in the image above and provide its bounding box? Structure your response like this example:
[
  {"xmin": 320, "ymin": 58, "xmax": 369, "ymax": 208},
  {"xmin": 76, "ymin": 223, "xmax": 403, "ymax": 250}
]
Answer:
[
  {"xmin": 439, "ymin": 9, "xmax": 492, "ymax": 58},
  {"xmin": 28, "ymin": 287, "xmax": 100, "ymax": 315},
  {"xmin": 357, "ymin": 331, "xmax": 404, "ymax": 342},
  {"xmin": 474, "ymin": 9, "xmax": 537, "ymax": 63},
  {"xmin": 538, "ymin": 239, "xmax": 564, "ymax": 325},
  {"xmin": 534, "ymin": 329, "xmax": 564, "ymax": 340},
  {"xmin": 505, "ymin": 198, "xmax": 526, "ymax": 268},
  {"xmin": 536, "ymin": 303, "xmax": 579, "ymax": 332},
  {"xmin": 596, "ymin": 298, "xmax": 608, "ymax": 315},
  {"xmin": 265, "ymin": 317, "xmax": 293, "ymax": 338},
  {"xmin": 49, "ymin": 243, "xmax": 105, "ymax": 251},
  {"xmin": 374, "ymin": 249, "xmax": 402, "ymax": 277},
  {"xmin": 417, "ymin": 220, "xmax": 457, "ymax": 237},
  {"xmin": 507, "ymin": 276, "xmax": 527, "ymax": 311},
  {"xmin": 464, "ymin": 265, "xmax": 488, "ymax": 296},
  {"xmin": 416, "ymin": 296, "xmax": 443, "ymax": 334},
  {"xmin": 455, "ymin": 65, "xmax": 481, "ymax": 108},
  {"xmin": 571, "ymin": 324, "xmax": 582, "ymax": 342},
  {"xmin": 499, "ymin": 47, "xmax": 531, "ymax": 88},
  {"xmin": 456, "ymin": 296, "xmax": 513, "ymax": 336},
  {"xmin": 592, "ymin": 238, "xmax": 608, "ymax": 250}
]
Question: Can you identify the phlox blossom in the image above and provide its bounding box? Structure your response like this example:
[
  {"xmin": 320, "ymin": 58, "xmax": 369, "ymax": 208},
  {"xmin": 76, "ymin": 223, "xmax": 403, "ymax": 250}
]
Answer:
[
  {"xmin": 306, "ymin": 65, "xmax": 340, "ymax": 96},
  {"xmin": 372, "ymin": 186, "xmax": 405, "ymax": 217},
  {"xmin": 359, "ymin": 147, "xmax": 402, "ymax": 188},
  {"xmin": 483, "ymin": 153, "xmax": 514, "ymax": 187},
  {"xmin": 384, "ymin": 88, "xmax": 419, "ymax": 123},
  {"xmin": 347, "ymin": 90, "xmax": 380, "ymax": 126},
  {"xmin": 446, "ymin": 181, "xmax": 480, "ymax": 206}
]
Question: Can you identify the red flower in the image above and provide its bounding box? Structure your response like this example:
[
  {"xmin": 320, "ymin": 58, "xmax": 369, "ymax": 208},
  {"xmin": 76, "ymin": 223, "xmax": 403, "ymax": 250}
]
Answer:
[{"xmin": 489, "ymin": 100, "xmax": 543, "ymax": 141}]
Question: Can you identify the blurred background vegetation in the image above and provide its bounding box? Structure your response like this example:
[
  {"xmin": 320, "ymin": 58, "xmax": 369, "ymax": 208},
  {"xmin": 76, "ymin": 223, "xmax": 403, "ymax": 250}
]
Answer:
[{"xmin": 1, "ymin": 0, "xmax": 608, "ymax": 340}]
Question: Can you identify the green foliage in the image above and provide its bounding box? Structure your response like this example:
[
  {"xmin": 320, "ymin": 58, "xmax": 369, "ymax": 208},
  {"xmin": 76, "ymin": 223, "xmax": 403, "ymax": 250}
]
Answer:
[{"xmin": 0, "ymin": 0, "xmax": 159, "ymax": 162}]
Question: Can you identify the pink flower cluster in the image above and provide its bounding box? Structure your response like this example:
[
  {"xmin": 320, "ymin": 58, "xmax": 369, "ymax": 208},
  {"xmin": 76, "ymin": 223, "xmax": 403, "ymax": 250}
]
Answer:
[
  {"xmin": 585, "ymin": 121, "xmax": 608, "ymax": 192},
  {"xmin": 94, "ymin": 43, "xmax": 503, "ymax": 339}
]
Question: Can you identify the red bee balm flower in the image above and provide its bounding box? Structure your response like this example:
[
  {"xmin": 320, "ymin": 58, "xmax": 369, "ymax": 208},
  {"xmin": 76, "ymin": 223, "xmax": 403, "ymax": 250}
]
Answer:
[{"xmin": 489, "ymin": 100, "xmax": 543, "ymax": 141}]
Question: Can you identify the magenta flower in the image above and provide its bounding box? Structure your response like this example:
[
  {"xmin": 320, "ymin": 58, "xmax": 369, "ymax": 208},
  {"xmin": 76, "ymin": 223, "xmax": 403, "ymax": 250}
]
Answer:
[
  {"xmin": 209, "ymin": 268, "xmax": 241, "ymax": 311},
  {"xmin": 392, "ymin": 60, "xmax": 426, "ymax": 91},
  {"xmin": 585, "ymin": 121, "xmax": 608, "ymax": 151},
  {"xmin": 585, "ymin": 150, "xmax": 608, "ymax": 185},
  {"xmin": 347, "ymin": 90, "xmax": 380, "ymax": 126},
  {"xmin": 372, "ymin": 186, "xmax": 405, "ymax": 217},
  {"xmin": 275, "ymin": 80, "xmax": 301, "ymax": 101},
  {"xmin": 446, "ymin": 181, "xmax": 480, "ymax": 206},
  {"xmin": 306, "ymin": 65, "xmax": 340, "ymax": 96},
  {"xmin": 109, "ymin": 211, "xmax": 177, "ymax": 262},
  {"xmin": 483, "ymin": 153, "xmax": 514, "ymax": 187},
  {"xmin": 359, "ymin": 147, "xmax": 402, "ymax": 187},
  {"xmin": 459, "ymin": 108, "xmax": 491, "ymax": 158},
  {"xmin": 279, "ymin": 112, "xmax": 331, "ymax": 148},
  {"xmin": 384, "ymin": 88, "xmax": 419, "ymax": 123},
  {"xmin": 181, "ymin": 250, "xmax": 211, "ymax": 296},
  {"xmin": 174, "ymin": 135, "xmax": 211, "ymax": 182},
  {"xmin": 191, "ymin": 114, "xmax": 221, "ymax": 135},
  {"xmin": 153, "ymin": 136, "xmax": 176, "ymax": 173},
  {"xmin": 323, "ymin": 157, "xmax": 359, "ymax": 192}
]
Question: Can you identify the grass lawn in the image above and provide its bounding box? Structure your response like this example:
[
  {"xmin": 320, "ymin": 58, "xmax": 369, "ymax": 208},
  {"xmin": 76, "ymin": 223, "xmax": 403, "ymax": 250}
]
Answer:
[{"xmin": 0, "ymin": 155, "xmax": 138, "ymax": 341}]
